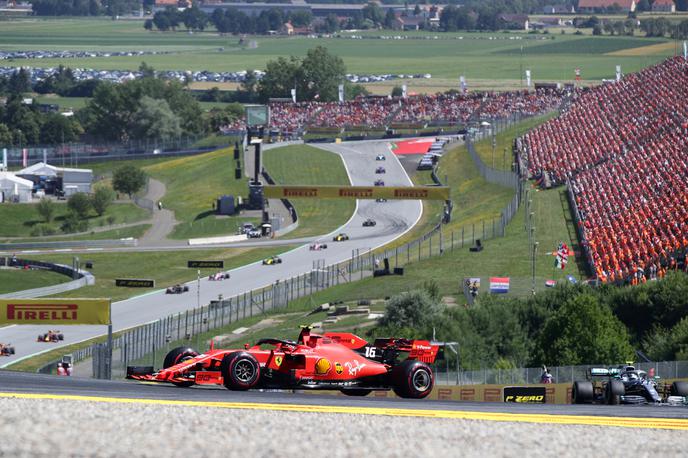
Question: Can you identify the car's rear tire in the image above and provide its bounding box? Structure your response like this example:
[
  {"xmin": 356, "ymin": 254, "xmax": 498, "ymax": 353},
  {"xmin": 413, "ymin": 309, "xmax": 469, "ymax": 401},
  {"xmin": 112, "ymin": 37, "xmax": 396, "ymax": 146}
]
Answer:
[
  {"xmin": 163, "ymin": 346, "xmax": 199, "ymax": 387},
  {"xmin": 341, "ymin": 389, "xmax": 372, "ymax": 397},
  {"xmin": 391, "ymin": 360, "xmax": 434, "ymax": 399},
  {"xmin": 671, "ymin": 381, "xmax": 688, "ymax": 397},
  {"xmin": 221, "ymin": 352, "xmax": 261, "ymax": 390},
  {"xmin": 605, "ymin": 380, "xmax": 624, "ymax": 405},
  {"xmin": 572, "ymin": 381, "xmax": 594, "ymax": 404},
  {"xmin": 57, "ymin": 334, "xmax": 64, "ymax": 341}
]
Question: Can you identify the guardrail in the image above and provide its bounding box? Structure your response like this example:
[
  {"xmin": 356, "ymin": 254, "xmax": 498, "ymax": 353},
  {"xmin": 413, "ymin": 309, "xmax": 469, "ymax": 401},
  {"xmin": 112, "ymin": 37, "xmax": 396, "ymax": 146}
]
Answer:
[{"xmin": 0, "ymin": 257, "xmax": 95, "ymax": 299}]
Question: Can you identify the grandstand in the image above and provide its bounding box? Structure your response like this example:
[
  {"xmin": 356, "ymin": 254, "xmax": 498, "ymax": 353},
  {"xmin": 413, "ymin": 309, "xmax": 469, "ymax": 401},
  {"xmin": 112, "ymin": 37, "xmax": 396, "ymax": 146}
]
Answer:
[
  {"xmin": 220, "ymin": 89, "xmax": 566, "ymax": 137},
  {"xmin": 517, "ymin": 56, "xmax": 688, "ymax": 284}
]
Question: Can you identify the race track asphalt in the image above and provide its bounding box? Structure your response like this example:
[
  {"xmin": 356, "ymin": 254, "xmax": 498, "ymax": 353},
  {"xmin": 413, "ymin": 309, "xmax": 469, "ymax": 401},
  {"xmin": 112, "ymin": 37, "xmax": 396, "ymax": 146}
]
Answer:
[
  {"xmin": 0, "ymin": 140, "xmax": 422, "ymax": 367},
  {"xmin": 1, "ymin": 370, "xmax": 687, "ymax": 422}
]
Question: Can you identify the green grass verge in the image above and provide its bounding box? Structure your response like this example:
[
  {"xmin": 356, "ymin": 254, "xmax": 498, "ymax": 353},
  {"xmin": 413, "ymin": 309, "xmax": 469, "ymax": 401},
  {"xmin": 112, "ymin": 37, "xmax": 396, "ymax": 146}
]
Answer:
[
  {"xmin": 0, "ymin": 269, "xmax": 69, "ymax": 294},
  {"xmin": 35, "ymin": 245, "xmax": 296, "ymax": 302},
  {"xmin": 473, "ymin": 112, "xmax": 559, "ymax": 171},
  {"xmin": 0, "ymin": 224, "xmax": 151, "ymax": 244},
  {"xmin": 262, "ymin": 144, "xmax": 355, "ymax": 238},
  {"xmin": 0, "ymin": 202, "xmax": 149, "ymax": 238}
]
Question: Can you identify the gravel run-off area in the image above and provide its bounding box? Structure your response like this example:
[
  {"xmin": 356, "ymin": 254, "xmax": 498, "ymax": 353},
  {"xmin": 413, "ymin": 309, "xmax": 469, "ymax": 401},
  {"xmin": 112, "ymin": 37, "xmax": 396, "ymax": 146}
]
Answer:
[{"xmin": 0, "ymin": 398, "xmax": 687, "ymax": 458}]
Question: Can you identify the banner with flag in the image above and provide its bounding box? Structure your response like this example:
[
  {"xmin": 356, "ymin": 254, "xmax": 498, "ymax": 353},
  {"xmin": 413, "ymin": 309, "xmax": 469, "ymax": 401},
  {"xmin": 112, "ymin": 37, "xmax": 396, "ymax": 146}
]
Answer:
[
  {"xmin": 525, "ymin": 70, "xmax": 531, "ymax": 88},
  {"xmin": 684, "ymin": 41, "xmax": 687, "ymax": 60},
  {"xmin": 460, "ymin": 75, "xmax": 467, "ymax": 93},
  {"xmin": 402, "ymin": 84, "xmax": 407, "ymax": 98},
  {"xmin": 338, "ymin": 84, "xmax": 344, "ymax": 103},
  {"xmin": 290, "ymin": 88, "xmax": 296, "ymax": 103},
  {"xmin": 615, "ymin": 65, "xmax": 622, "ymax": 82},
  {"xmin": 489, "ymin": 277, "xmax": 510, "ymax": 294},
  {"xmin": 554, "ymin": 242, "xmax": 569, "ymax": 270}
]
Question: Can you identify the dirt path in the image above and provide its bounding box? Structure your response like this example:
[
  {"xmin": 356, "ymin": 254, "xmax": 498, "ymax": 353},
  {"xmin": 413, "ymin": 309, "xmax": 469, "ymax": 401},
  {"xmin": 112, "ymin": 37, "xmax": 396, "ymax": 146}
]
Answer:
[{"xmin": 137, "ymin": 178, "xmax": 181, "ymax": 247}]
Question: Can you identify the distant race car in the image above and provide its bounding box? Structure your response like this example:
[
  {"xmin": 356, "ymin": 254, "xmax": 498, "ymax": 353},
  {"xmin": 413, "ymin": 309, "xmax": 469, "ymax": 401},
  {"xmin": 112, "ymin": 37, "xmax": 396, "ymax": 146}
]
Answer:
[
  {"xmin": 309, "ymin": 243, "xmax": 328, "ymax": 251},
  {"xmin": 374, "ymin": 179, "xmax": 384, "ymax": 186},
  {"xmin": 375, "ymin": 154, "xmax": 386, "ymax": 161},
  {"xmin": 362, "ymin": 218, "xmax": 377, "ymax": 227},
  {"xmin": 37, "ymin": 330, "xmax": 64, "ymax": 343},
  {"xmin": 333, "ymin": 233, "xmax": 350, "ymax": 242},
  {"xmin": 263, "ymin": 256, "xmax": 282, "ymax": 265},
  {"xmin": 0, "ymin": 343, "xmax": 15, "ymax": 356},
  {"xmin": 376, "ymin": 198, "xmax": 387, "ymax": 203},
  {"xmin": 127, "ymin": 326, "xmax": 440, "ymax": 398},
  {"xmin": 166, "ymin": 285, "xmax": 189, "ymax": 294},
  {"xmin": 572, "ymin": 364, "xmax": 688, "ymax": 405},
  {"xmin": 247, "ymin": 229, "xmax": 262, "ymax": 238},
  {"xmin": 208, "ymin": 272, "xmax": 230, "ymax": 281},
  {"xmin": 375, "ymin": 166, "xmax": 386, "ymax": 174}
]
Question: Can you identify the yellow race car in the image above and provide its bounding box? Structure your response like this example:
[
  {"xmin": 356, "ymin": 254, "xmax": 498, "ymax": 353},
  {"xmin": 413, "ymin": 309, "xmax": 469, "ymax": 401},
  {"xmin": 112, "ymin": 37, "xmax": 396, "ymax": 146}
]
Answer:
[
  {"xmin": 333, "ymin": 233, "xmax": 350, "ymax": 242},
  {"xmin": 262, "ymin": 256, "xmax": 283, "ymax": 265}
]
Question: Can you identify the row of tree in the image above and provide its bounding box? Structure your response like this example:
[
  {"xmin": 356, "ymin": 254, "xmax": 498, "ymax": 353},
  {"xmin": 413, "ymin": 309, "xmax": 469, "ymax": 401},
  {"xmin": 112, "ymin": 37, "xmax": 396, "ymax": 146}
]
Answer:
[
  {"xmin": 372, "ymin": 272, "xmax": 688, "ymax": 370},
  {"xmin": 589, "ymin": 17, "xmax": 688, "ymax": 38},
  {"xmin": 30, "ymin": 0, "xmax": 147, "ymax": 17}
]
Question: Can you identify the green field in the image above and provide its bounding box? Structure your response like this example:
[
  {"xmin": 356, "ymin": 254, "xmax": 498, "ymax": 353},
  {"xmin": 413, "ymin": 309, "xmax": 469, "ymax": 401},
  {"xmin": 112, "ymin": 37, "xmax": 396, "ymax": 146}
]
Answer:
[
  {"xmin": 0, "ymin": 18, "xmax": 674, "ymax": 83},
  {"xmin": 262, "ymin": 145, "xmax": 355, "ymax": 238},
  {"xmin": 0, "ymin": 268, "xmax": 69, "ymax": 294},
  {"xmin": 0, "ymin": 202, "xmax": 149, "ymax": 238}
]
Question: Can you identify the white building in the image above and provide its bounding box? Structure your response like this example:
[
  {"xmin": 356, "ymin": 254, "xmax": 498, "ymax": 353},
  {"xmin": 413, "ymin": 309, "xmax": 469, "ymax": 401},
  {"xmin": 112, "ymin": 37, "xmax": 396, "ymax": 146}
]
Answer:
[
  {"xmin": 18, "ymin": 162, "xmax": 93, "ymax": 196},
  {"xmin": 0, "ymin": 172, "xmax": 33, "ymax": 203}
]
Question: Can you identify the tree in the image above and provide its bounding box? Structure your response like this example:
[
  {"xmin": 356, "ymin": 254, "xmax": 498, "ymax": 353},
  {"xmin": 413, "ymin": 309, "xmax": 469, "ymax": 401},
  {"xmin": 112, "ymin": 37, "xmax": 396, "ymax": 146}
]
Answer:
[
  {"xmin": 363, "ymin": 2, "xmax": 384, "ymax": 26},
  {"xmin": 391, "ymin": 85, "xmax": 404, "ymax": 97},
  {"xmin": 289, "ymin": 10, "xmax": 312, "ymax": 28},
  {"xmin": 132, "ymin": 96, "xmax": 182, "ymax": 140},
  {"xmin": 537, "ymin": 294, "xmax": 633, "ymax": 366},
  {"xmin": 40, "ymin": 113, "xmax": 82, "ymax": 145},
  {"xmin": 384, "ymin": 8, "xmax": 397, "ymax": 29},
  {"xmin": 144, "ymin": 19, "xmax": 153, "ymax": 31},
  {"xmin": 258, "ymin": 56, "xmax": 302, "ymax": 101},
  {"xmin": 91, "ymin": 186, "xmax": 115, "ymax": 216},
  {"xmin": 182, "ymin": 6, "xmax": 208, "ymax": 31},
  {"xmin": 298, "ymin": 46, "xmax": 346, "ymax": 102},
  {"xmin": 36, "ymin": 197, "xmax": 55, "ymax": 223},
  {"xmin": 112, "ymin": 165, "xmax": 147, "ymax": 199},
  {"xmin": 373, "ymin": 290, "xmax": 442, "ymax": 339},
  {"xmin": 240, "ymin": 70, "xmax": 258, "ymax": 99},
  {"xmin": 0, "ymin": 123, "xmax": 12, "ymax": 146},
  {"xmin": 153, "ymin": 10, "xmax": 172, "ymax": 31},
  {"xmin": 8, "ymin": 68, "xmax": 31, "ymax": 93},
  {"xmin": 67, "ymin": 192, "xmax": 92, "ymax": 218},
  {"xmin": 414, "ymin": 4, "xmax": 421, "ymax": 16}
]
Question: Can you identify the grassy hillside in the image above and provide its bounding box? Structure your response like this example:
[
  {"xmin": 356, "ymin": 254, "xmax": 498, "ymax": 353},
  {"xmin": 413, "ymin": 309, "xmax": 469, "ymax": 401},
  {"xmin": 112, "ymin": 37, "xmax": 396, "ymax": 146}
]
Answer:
[
  {"xmin": 0, "ymin": 269, "xmax": 68, "ymax": 294},
  {"xmin": 262, "ymin": 144, "xmax": 356, "ymax": 238}
]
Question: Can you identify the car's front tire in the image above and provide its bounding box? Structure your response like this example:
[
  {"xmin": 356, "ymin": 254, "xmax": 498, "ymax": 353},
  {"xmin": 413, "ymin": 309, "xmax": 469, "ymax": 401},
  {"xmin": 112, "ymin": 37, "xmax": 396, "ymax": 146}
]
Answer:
[
  {"xmin": 671, "ymin": 381, "xmax": 688, "ymax": 397},
  {"xmin": 163, "ymin": 346, "xmax": 199, "ymax": 387},
  {"xmin": 221, "ymin": 352, "xmax": 261, "ymax": 390},
  {"xmin": 605, "ymin": 380, "xmax": 624, "ymax": 405}
]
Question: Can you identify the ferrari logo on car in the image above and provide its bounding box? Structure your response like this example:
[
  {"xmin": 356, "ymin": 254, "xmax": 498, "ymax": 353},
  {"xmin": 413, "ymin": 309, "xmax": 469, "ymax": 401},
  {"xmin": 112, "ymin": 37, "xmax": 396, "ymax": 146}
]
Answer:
[
  {"xmin": 275, "ymin": 356, "xmax": 283, "ymax": 367},
  {"xmin": 335, "ymin": 362, "xmax": 343, "ymax": 375},
  {"xmin": 315, "ymin": 358, "xmax": 331, "ymax": 375}
]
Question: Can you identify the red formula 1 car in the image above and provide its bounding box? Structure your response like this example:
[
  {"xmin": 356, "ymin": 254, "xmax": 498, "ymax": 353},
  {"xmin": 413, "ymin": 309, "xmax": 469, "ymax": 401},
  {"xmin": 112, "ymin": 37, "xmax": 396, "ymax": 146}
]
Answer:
[
  {"xmin": 37, "ymin": 330, "xmax": 64, "ymax": 343},
  {"xmin": 127, "ymin": 327, "xmax": 440, "ymax": 398}
]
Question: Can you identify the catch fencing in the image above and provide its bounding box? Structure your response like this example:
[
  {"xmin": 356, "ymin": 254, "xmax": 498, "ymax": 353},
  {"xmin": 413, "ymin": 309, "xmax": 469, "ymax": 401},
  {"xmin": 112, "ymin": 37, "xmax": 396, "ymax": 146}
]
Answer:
[
  {"xmin": 3, "ymin": 134, "xmax": 232, "ymax": 167},
  {"xmin": 0, "ymin": 257, "xmax": 95, "ymax": 299}
]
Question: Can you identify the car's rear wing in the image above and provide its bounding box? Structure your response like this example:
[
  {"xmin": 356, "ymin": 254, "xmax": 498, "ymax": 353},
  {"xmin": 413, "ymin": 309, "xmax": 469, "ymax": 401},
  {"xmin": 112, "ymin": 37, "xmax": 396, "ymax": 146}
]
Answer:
[{"xmin": 588, "ymin": 367, "xmax": 621, "ymax": 378}]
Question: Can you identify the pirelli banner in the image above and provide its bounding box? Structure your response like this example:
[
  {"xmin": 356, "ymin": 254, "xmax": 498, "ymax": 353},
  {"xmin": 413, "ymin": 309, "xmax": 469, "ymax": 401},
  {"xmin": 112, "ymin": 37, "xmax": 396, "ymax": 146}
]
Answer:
[
  {"xmin": 263, "ymin": 185, "xmax": 450, "ymax": 201},
  {"xmin": 0, "ymin": 298, "xmax": 111, "ymax": 326}
]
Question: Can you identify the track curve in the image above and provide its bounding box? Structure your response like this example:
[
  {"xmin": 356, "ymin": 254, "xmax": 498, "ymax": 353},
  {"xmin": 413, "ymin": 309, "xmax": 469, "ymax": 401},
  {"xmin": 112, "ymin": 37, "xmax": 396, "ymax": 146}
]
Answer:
[{"xmin": 0, "ymin": 140, "xmax": 422, "ymax": 367}]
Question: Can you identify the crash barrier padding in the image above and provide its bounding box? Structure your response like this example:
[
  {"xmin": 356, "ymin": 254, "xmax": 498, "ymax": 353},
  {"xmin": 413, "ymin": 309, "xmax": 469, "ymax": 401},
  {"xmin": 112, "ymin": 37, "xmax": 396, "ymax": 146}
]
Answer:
[{"xmin": 301, "ymin": 380, "xmax": 688, "ymax": 404}]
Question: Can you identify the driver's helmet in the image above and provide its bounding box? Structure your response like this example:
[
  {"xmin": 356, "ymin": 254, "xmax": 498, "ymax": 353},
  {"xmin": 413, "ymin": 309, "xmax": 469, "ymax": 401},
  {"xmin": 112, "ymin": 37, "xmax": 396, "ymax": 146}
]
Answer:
[{"xmin": 626, "ymin": 371, "xmax": 639, "ymax": 381}]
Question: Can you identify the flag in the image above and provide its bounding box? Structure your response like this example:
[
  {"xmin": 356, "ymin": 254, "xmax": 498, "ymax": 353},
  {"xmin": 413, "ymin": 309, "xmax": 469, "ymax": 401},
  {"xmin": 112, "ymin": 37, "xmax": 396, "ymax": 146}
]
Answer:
[
  {"xmin": 489, "ymin": 277, "xmax": 509, "ymax": 294},
  {"xmin": 615, "ymin": 65, "xmax": 622, "ymax": 82},
  {"xmin": 338, "ymin": 84, "xmax": 344, "ymax": 103},
  {"xmin": 460, "ymin": 75, "xmax": 466, "ymax": 93},
  {"xmin": 574, "ymin": 68, "xmax": 581, "ymax": 81},
  {"xmin": 525, "ymin": 70, "xmax": 531, "ymax": 88},
  {"xmin": 684, "ymin": 41, "xmax": 687, "ymax": 60},
  {"xmin": 290, "ymin": 88, "xmax": 296, "ymax": 103},
  {"xmin": 555, "ymin": 242, "xmax": 569, "ymax": 270},
  {"xmin": 545, "ymin": 280, "xmax": 557, "ymax": 288},
  {"xmin": 402, "ymin": 84, "xmax": 407, "ymax": 98}
]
